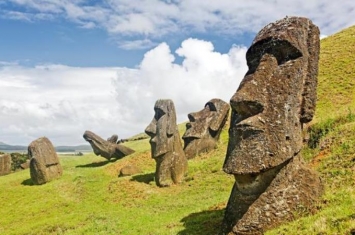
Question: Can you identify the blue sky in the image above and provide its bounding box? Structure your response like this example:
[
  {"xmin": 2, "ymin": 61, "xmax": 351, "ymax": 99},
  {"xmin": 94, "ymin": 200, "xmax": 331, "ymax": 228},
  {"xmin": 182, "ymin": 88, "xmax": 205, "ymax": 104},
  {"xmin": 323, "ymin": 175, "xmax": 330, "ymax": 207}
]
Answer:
[{"xmin": 1, "ymin": 0, "xmax": 355, "ymax": 146}]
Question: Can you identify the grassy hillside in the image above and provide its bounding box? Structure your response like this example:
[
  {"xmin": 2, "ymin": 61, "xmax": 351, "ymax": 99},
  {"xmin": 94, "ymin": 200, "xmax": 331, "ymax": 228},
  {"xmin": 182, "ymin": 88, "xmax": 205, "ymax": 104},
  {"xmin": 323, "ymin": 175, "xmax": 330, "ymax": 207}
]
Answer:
[
  {"xmin": 315, "ymin": 25, "xmax": 355, "ymax": 121},
  {"xmin": 1, "ymin": 26, "xmax": 355, "ymax": 234}
]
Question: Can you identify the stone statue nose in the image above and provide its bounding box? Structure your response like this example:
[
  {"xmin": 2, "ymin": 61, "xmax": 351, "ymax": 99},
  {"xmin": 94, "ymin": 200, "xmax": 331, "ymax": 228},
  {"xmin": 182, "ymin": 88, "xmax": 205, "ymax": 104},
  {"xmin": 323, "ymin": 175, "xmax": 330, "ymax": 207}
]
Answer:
[{"xmin": 145, "ymin": 122, "xmax": 157, "ymax": 137}]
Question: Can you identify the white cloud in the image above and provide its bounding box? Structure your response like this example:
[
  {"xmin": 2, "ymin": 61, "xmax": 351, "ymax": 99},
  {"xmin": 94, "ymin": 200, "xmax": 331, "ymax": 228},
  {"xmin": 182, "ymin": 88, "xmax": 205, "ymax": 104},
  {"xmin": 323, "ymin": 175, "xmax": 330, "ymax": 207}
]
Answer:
[
  {"xmin": 113, "ymin": 38, "xmax": 247, "ymax": 137},
  {"xmin": 0, "ymin": 39, "xmax": 247, "ymax": 146},
  {"xmin": 2, "ymin": 0, "xmax": 355, "ymax": 45},
  {"xmin": 118, "ymin": 39, "xmax": 157, "ymax": 50}
]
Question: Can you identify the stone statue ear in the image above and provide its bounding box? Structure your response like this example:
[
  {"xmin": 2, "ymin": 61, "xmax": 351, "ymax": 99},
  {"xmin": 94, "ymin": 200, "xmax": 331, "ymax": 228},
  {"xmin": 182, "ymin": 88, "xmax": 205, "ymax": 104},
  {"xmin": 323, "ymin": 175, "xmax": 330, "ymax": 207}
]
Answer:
[
  {"xmin": 166, "ymin": 100, "xmax": 177, "ymax": 136},
  {"xmin": 210, "ymin": 101, "xmax": 230, "ymax": 132},
  {"xmin": 300, "ymin": 23, "xmax": 320, "ymax": 123}
]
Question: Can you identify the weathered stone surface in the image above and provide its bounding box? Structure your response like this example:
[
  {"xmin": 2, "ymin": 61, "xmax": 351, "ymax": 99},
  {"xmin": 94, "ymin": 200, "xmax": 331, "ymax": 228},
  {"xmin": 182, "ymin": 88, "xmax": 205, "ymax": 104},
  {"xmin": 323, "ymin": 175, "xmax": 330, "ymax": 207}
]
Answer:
[
  {"xmin": 221, "ymin": 16, "xmax": 323, "ymax": 234},
  {"xmin": 119, "ymin": 164, "xmax": 143, "ymax": 177},
  {"xmin": 20, "ymin": 160, "xmax": 30, "ymax": 169},
  {"xmin": 107, "ymin": 135, "xmax": 118, "ymax": 144},
  {"xmin": 83, "ymin": 131, "xmax": 135, "ymax": 160},
  {"xmin": 0, "ymin": 154, "xmax": 12, "ymax": 176},
  {"xmin": 145, "ymin": 99, "xmax": 188, "ymax": 187},
  {"xmin": 29, "ymin": 137, "xmax": 63, "ymax": 185},
  {"xmin": 183, "ymin": 98, "xmax": 229, "ymax": 159}
]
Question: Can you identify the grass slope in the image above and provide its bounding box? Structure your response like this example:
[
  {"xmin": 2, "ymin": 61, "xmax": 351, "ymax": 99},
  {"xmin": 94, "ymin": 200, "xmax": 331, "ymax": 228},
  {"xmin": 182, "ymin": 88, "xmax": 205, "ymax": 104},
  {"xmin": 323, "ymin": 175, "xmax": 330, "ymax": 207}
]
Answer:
[
  {"xmin": 0, "ymin": 129, "xmax": 234, "ymax": 235},
  {"xmin": 1, "ymin": 26, "xmax": 355, "ymax": 234},
  {"xmin": 315, "ymin": 25, "xmax": 355, "ymax": 121}
]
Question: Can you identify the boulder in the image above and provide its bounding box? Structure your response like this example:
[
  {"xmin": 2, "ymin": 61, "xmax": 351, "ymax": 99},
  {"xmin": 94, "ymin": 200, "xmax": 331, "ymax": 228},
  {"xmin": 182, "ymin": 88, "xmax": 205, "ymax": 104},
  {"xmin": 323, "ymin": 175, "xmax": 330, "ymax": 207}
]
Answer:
[{"xmin": 119, "ymin": 164, "xmax": 143, "ymax": 177}]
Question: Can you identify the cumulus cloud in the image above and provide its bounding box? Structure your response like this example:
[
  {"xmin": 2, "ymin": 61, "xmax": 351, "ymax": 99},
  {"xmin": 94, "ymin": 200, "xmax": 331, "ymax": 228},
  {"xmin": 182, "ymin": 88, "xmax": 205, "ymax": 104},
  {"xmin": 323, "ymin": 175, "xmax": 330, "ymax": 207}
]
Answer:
[
  {"xmin": 2, "ymin": 0, "xmax": 355, "ymax": 48},
  {"xmin": 0, "ymin": 64, "xmax": 123, "ymax": 145},
  {"xmin": 113, "ymin": 38, "xmax": 247, "ymax": 135},
  {"xmin": 0, "ymin": 39, "xmax": 247, "ymax": 146}
]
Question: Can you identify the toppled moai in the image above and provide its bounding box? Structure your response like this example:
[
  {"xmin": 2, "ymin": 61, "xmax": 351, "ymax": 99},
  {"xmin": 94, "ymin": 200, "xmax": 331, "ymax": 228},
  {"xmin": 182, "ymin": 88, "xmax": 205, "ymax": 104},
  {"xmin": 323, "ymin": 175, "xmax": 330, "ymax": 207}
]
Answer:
[
  {"xmin": 29, "ymin": 137, "xmax": 63, "ymax": 185},
  {"xmin": 183, "ymin": 98, "xmax": 230, "ymax": 159},
  {"xmin": 145, "ymin": 99, "xmax": 188, "ymax": 187},
  {"xmin": 0, "ymin": 154, "xmax": 12, "ymax": 176},
  {"xmin": 83, "ymin": 131, "xmax": 135, "ymax": 160},
  {"xmin": 221, "ymin": 16, "xmax": 323, "ymax": 235}
]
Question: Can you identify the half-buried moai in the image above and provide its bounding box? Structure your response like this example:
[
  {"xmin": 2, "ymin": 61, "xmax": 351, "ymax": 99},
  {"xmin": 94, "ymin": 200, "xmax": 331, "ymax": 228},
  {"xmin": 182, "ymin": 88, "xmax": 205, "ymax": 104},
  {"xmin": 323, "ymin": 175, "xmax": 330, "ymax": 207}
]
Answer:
[
  {"xmin": 0, "ymin": 154, "xmax": 12, "ymax": 176},
  {"xmin": 145, "ymin": 99, "xmax": 188, "ymax": 187},
  {"xmin": 182, "ymin": 98, "xmax": 230, "ymax": 159},
  {"xmin": 83, "ymin": 131, "xmax": 135, "ymax": 160},
  {"xmin": 221, "ymin": 16, "xmax": 323, "ymax": 235},
  {"xmin": 29, "ymin": 137, "xmax": 63, "ymax": 185}
]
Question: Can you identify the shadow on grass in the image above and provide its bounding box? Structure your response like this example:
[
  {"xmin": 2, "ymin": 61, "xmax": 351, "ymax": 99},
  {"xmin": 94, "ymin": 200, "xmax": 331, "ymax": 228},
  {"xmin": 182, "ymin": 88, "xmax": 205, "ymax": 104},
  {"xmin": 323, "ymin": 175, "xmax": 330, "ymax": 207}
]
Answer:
[
  {"xmin": 177, "ymin": 208, "xmax": 224, "ymax": 235},
  {"xmin": 130, "ymin": 173, "xmax": 155, "ymax": 184},
  {"xmin": 21, "ymin": 178, "xmax": 34, "ymax": 186},
  {"xmin": 76, "ymin": 160, "xmax": 112, "ymax": 168}
]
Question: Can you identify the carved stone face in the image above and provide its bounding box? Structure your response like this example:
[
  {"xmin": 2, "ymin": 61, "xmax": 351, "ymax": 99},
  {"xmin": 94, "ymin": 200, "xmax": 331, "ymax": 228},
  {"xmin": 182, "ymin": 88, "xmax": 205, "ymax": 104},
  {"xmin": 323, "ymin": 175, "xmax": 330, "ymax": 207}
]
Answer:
[
  {"xmin": 182, "ymin": 98, "xmax": 229, "ymax": 159},
  {"xmin": 223, "ymin": 17, "xmax": 319, "ymax": 175},
  {"xmin": 221, "ymin": 17, "xmax": 321, "ymax": 235},
  {"xmin": 145, "ymin": 99, "xmax": 177, "ymax": 158}
]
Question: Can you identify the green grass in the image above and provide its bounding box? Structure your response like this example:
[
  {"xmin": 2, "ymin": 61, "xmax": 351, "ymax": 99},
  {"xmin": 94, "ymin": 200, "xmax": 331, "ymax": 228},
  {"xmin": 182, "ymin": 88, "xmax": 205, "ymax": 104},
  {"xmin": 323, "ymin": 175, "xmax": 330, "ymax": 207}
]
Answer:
[
  {"xmin": 2, "ymin": 25, "xmax": 355, "ymax": 234},
  {"xmin": 0, "ymin": 135, "xmax": 234, "ymax": 235},
  {"xmin": 315, "ymin": 25, "xmax": 355, "ymax": 122}
]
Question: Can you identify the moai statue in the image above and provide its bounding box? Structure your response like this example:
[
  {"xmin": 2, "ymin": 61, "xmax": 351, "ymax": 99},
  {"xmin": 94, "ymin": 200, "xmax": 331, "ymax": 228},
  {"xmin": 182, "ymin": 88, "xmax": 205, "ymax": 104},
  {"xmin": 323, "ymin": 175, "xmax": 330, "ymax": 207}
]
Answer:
[
  {"xmin": 107, "ymin": 134, "xmax": 119, "ymax": 144},
  {"xmin": 221, "ymin": 16, "xmax": 323, "ymax": 235},
  {"xmin": 83, "ymin": 131, "xmax": 135, "ymax": 160},
  {"xmin": 29, "ymin": 137, "xmax": 63, "ymax": 185},
  {"xmin": 182, "ymin": 98, "xmax": 230, "ymax": 159},
  {"xmin": 145, "ymin": 99, "xmax": 188, "ymax": 187},
  {"xmin": 0, "ymin": 154, "xmax": 12, "ymax": 176}
]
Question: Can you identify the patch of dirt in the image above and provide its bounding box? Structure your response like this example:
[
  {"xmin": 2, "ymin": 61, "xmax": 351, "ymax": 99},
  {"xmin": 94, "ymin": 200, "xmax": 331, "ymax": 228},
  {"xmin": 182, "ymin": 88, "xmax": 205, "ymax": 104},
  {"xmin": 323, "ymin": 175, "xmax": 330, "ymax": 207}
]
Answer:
[
  {"xmin": 104, "ymin": 151, "xmax": 154, "ymax": 176},
  {"xmin": 308, "ymin": 150, "xmax": 330, "ymax": 168}
]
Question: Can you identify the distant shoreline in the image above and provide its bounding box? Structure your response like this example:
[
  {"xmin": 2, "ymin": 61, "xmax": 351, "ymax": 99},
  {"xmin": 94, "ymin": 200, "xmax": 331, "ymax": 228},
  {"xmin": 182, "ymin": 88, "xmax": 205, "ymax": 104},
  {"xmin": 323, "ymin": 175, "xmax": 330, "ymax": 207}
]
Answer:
[{"xmin": 0, "ymin": 149, "xmax": 92, "ymax": 155}]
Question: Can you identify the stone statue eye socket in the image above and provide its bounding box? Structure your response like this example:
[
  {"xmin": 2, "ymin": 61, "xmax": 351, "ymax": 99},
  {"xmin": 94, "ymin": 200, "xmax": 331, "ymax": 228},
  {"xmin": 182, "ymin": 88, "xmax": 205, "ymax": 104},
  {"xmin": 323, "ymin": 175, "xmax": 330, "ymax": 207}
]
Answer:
[
  {"xmin": 246, "ymin": 39, "xmax": 302, "ymax": 75},
  {"xmin": 154, "ymin": 108, "xmax": 166, "ymax": 120},
  {"xmin": 205, "ymin": 102, "xmax": 217, "ymax": 111}
]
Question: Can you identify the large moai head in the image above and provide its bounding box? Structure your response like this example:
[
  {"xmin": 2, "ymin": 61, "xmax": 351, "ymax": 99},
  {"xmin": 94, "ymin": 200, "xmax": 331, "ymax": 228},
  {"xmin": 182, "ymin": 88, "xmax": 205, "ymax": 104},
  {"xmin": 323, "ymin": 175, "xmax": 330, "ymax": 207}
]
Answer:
[
  {"xmin": 145, "ymin": 99, "xmax": 178, "ymax": 158},
  {"xmin": 223, "ymin": 16, "xmax": 320, "ymax": 175},
  {"xmin": 145, "ymin": 99, "xmax": 187, "ymax": 186},
  {"xmin": 182, "ymin": 98, "xmax": 230, "ymax": 159},
  {"xmin": 221, "ymin": 16, "xmax": 322, "ymax": 234}
]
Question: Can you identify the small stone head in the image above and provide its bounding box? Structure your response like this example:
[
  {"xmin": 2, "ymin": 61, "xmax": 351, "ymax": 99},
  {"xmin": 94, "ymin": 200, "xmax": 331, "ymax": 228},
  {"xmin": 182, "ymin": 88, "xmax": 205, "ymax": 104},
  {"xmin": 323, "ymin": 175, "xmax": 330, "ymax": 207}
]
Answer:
[
  {"xmin": 182, "ymin": 98, "xmax": 229, "ymax": 159},
  {"xmin": 223, "ymin": 16, "xmax": 320, "ymax": 175},
  {"xmin": 145, "ymin": 99, "xmax": 178, "ymax": 158}
]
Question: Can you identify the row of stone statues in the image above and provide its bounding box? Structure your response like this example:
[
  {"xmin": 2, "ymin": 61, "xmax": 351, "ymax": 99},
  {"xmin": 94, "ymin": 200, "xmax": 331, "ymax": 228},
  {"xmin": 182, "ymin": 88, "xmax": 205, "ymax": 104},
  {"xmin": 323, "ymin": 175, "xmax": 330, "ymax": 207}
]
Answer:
[
  {"xmin": 143, "ymin": 16, "xmax": 323, "ymax": 234},
  {"xmin": 1, "ymin": 16, "xmax": 324, "ymax": 235},
  {"xmin": 144, "ymin": 98, "xmax": 230, "ymax": 186}
]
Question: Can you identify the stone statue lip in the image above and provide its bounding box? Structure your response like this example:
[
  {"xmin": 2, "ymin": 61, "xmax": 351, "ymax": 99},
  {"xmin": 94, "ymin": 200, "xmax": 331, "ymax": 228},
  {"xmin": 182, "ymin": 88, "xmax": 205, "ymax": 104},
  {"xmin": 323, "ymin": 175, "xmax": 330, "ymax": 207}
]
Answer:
[{"xmin": 233, "ymin": 115, "xmax": 265, "ymax": 132}]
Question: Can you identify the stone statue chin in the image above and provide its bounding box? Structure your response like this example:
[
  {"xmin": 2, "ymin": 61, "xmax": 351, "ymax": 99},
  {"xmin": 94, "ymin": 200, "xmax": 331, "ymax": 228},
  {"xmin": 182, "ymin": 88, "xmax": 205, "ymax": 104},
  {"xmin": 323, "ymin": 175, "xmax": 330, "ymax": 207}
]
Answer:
[
  {"xmin": 221, "ymin": 16, "xmax": 323, "ymax": 235},
  {"xmin": 182, "ymin": 98, "xmax": 229, "ymax": 159}
]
